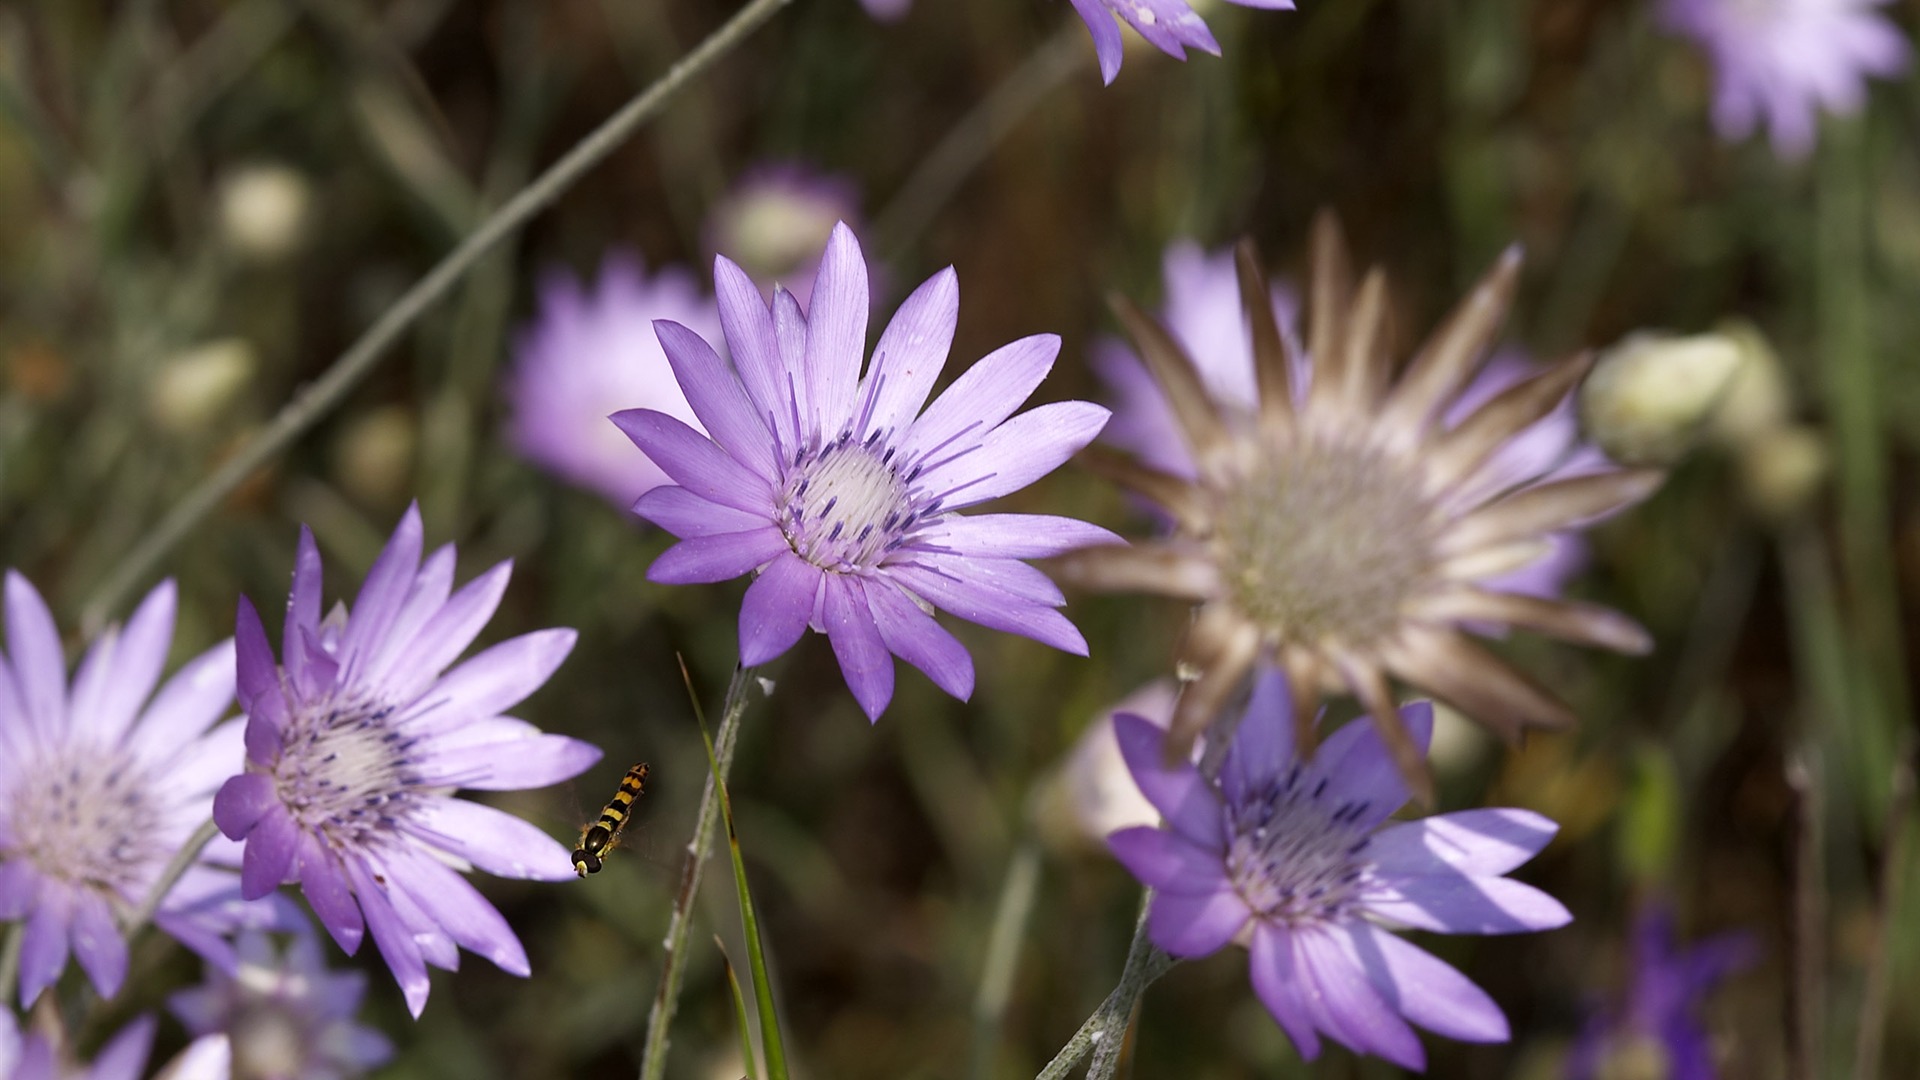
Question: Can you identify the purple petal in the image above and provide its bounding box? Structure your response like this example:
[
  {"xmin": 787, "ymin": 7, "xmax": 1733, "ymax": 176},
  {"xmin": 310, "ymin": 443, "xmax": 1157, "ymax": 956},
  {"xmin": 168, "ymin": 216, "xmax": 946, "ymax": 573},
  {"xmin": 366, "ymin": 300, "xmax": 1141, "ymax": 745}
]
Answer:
[
  {"xmin": 1223, "ymin": 667, "xmax": 1297, "ymax": 807},
  {"xmin": 919, "ymin": 400, "xmax": 1111, "ymax": 510},
  {"xmin": 773, "ymin": 287, "xmax": 809, "ymax": 397},
  {"xmin": 89, "ymin": 1015, "xmax": 157, "ymax": 1080},
  {"xmin": 801, "ymin": 222, "xmax": 869, "ymax": 434},
  {"xmin": 74, "ymin": 580, "xmax": 175, "ymax": 744},
  {"xmin": 376, "ymin": 544, "xmax": 456, "ymax": 674},
  {"xmin": 421, "ymin": 628, "xmax": 576, "ymax": 724},
  {"xmin": 715, "ymin": 255, "xmax": 796, "ymax": 454},
  {"xmin": 914, "ymin": 514, "xmax": 1123, "ymax": 559},
  {"xmin": 1362, "ymin": 874, "xmax": 1573, "ymax": 935},
  {"xmin": 5, "ymin": 571, "xmax": 67, "ymax": 737},
  {"xmin": 1312, "ymin": 701, "xmax": 1434, "ymax": 826},
  {"xmin": 69, "ymin": 890, "xmax": 127, "ymax": 999},
  {"xmin": 858, "ymin": 266, "xmax": 959, "ymax": 440},
  {"xmin": 864, "ymin": 580, "xmax": 975, "ymax": 700},
  {"xmin": 824, "ymin": 575, "xmax": 894, "ymax": 721},
  {"xmin": 213, "ymin": 772, "xmax": 279, "ymax": 840},
  {"xmin": 1295, "ymin": 926, "xmax": 1426, "ymax": 1069},
  {"xmin": 380, "ymin": 561, "xmax": 514, "ymax": 697},
  {"xmin": 899, "ymin": 333, "xmax": 1059, "ymax": 467},
  {"xmin": 633, "ymin": 484, "xmax": 770, "ymax": 538},
  {"xmin": 17, "ymin": 887, "xmax": 71, "ymax": 1007},
  {"xmin": 1146, "ymin": 885, "xmax": 1251, "ymax": 958},
  {"xmin": 407, "ymin": 797, "xmax": 576, "ymax": 881},
  {"xmin": 234, "ymin": 597, "xmax": 287, "ymax": 741},
  {"xmin": 886, "ymin": 563, "xmax": 1087, "ymax": 655},
  {"xmin": 389, "ymin": 849, "xmax": 530, "ymax": 976},
  {"xmin": 283, "ymin": 525, "xmax": 324, "ymax": 692},
  {"xmin": 343, "ymin": 859, "xmax": 431, "ymax": 1017},
  {"xmin": 298, "ymin": 837, "xmax": 365, "ymax": 954},
  {"xmin": 655, "ymin": 318, "xmax": 779, "ymax": 480},
  {"xmin": 1367, "ymin": 809, "xmax": 1559, "ymax": 879},
  {"xmin": 1248, "ymin": 924, "xmax": 1325, "ymax": 1060},
  {"xmin": 897, "ymin": 553, "xmax": 1065, "ymax": 606},
  {"xmin": 649, "ymin": 528, "xmax": 790, "ymax": 585},
  {"xmin": 0, "ymin": 861, "xmax": 38, "ymax": 919},
  {"xmin": 129, "ymin": 640, "xmax": 235, "ymax": 768},
  {"xmin": 739, "ymin": 553, "xmax": 823, "ymax": 667},
  {"xmin": 154, "ymin": 1034, "xmax": 227, "ymax": 1080},
  {"xmin": 1340, "ymin": 922, "xmax": 1509, "ymax": 1042},
  {"xmin": 417, "ymin": 734, "xmax": 601, "ymax": 791},
  {"xmin": 1107, "ymin": 826, "xmax": 1231, "ymax": 893},
  {"xmin": 610, "ymin": 408, "xmax": 775, "ymax": 517},
  {"xmin": 340, "ymin": 504, "xmax": 425, "ymax": 677},
  {"xmin": 162, "ymin": 717, "xmax": 246, "ymax": 797},
  {"xmin": 1068, "ymin": 0, "xmax": 1125, "ymax": 84},
  {"xmin": 1112, "ymin": 713, "xmax": 1224, "ymax": 849},
  {"xmin": 241, "ymin": 808, "xmax": 300, "ymax": 898}
]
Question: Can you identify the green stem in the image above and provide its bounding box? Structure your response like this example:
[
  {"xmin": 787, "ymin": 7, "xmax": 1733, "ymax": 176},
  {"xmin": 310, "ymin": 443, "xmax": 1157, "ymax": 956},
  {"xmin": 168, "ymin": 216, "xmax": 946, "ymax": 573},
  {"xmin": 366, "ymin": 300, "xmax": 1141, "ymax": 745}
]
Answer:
[
  {"xmin": 119, "ymin": 818, "xmax": 220, "ymax": 937},
  {"xmin": 1035, "ymin": 892, "xmax": 1175, "ymax": 1080},
  {"xmin": 640, "ymin": 665, "xmax": 758, "ymax": 1080},
  {"xmin": 967, "ymin": 838, "xmax": 1043, "ymax": 1080},
  {"xmin": 0, "ymin": 921, "xmax": 20, "ymax": 1004},
  {"xmin": 78, "ymin": 0, "xmax": 797, "ymax": 632}
]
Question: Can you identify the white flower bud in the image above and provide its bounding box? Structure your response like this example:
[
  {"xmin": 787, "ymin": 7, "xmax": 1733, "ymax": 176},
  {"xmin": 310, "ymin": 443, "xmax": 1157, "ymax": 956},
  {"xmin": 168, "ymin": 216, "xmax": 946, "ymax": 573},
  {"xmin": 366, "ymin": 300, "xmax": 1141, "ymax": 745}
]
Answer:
[
  {"xmin": 148, "ymin": 338, "xmax": 255, "ymax": 435},
  {"xmin": 332, "ymin": 405, "xmax": 416, "ymax": 506},
  {"xmin": 1706, "ymin": 321, "xmax": 1793, "ymax": 447},
  {"xmin": 1581, "ymin": 331, "xmax": 1745, "ymax": 466},
  {"xmin": 1737, "ymin": 423, "xmax": 1828, "ymax": 519},
  {"xmin": 217, "ymin": 163, "xmax": 311, "ymax": 262}
]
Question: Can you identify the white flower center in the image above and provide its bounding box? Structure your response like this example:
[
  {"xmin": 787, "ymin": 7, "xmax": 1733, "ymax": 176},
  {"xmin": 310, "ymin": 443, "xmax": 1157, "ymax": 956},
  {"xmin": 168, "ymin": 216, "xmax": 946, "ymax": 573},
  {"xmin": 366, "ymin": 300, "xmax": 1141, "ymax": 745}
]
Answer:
[
  {"xmin": 1223, "ymin": 763, "xmax": 1376, "ymax": 924},
  {"xmin": 1215, "ymin": 434, "xmax": 1441, "ymax": 647},
  {"xmin": 270, "ymin": 696, "xmax": 420, "ymax": 850},
  {"xmin": 779, "ymin": 435, "xmax": 923, "ymax": 572},
  {"xmin": 5, "ymin": 746, "xmax": 156, "ymax": 898}
]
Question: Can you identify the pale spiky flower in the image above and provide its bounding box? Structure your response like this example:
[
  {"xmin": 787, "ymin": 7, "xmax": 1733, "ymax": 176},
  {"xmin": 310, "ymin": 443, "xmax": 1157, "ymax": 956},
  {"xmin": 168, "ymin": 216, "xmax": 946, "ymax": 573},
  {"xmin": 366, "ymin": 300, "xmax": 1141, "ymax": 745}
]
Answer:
[{"xmin": 1059, "ymin": 216, "xmax": 1661, "ymax": 794}]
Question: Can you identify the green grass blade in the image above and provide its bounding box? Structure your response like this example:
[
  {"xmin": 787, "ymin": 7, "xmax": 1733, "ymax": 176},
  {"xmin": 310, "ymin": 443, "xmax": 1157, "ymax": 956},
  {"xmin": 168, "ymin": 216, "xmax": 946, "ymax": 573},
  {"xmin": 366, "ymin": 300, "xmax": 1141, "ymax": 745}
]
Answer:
[{"xmin": 715, "ymin": 934, "xmax": 760, "ymax": 1080}]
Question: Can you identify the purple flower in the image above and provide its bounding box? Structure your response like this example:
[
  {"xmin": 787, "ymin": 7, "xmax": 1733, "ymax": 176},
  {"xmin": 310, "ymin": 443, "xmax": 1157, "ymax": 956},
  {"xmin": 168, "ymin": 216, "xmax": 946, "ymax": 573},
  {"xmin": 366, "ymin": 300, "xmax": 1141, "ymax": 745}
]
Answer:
[
  {"xmin": 621, "ymin": 222, "xmax": 1119, "ymax": 720},
  {"xmin": 1566, "ymin": 902, "xmax": 1758, "ymax": 1080},
  {"xmin": 506, "ymin": 252, "xmax": 722, "ymax": 508},
  {"xmin": 211, "ymin": 506, "xmax": 601, "ymax": 1016},
  {"xmin": 0, "ymin": 1011, "xmax": 156, "ymax": 1080},
  {"xmin": 0, "ymin": 573, "xmax": 278, "ymax": 1007},
  {"xmin": 1107, "ymin": 667, "xmax": 1571, "ymax": 1070},
  {"xmin": 704, "ymin": 164, "xmax": 864, "ymax": 311},
  {"xmin": 1660, "ymin": 0, "xmax": 1910, "ymax": 159},
  {"xmin": 860, "ymin": 0, "xmax": 912, "ymax": 20},
  {"xmin": 1069, "ymin": 0, "xmax": 1295, "ymax": 85},
  {"xmin": 171, "ymin": 928, "xmax": 394, "ymax": 1079}
]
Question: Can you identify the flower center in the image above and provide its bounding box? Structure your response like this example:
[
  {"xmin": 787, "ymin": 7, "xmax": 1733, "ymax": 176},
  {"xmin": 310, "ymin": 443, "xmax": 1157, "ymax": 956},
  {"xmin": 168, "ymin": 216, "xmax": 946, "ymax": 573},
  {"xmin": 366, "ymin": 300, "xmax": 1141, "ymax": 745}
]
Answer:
[
  {"xmin": 778, "ymin": 435, "xmax": 926, "ymax": 572},
  {"xmin": 5, "ymin": 746, "xmax": 157, "ymax": 898},
  {"xmin": 1213, "ymin": 434, "xmax": 1440, "ymax": 648},
  {"xmin": 270, "ymin": 696, "xmax": 421, "ymax": 851},
  {"xmin": 1223, "ymin": 763, "xmax": 1376, "ymax": 924}
]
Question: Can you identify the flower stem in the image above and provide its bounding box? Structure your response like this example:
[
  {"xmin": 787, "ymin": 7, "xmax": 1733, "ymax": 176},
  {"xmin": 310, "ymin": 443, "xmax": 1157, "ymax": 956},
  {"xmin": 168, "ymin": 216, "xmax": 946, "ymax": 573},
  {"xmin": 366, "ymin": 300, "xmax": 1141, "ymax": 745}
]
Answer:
[
  {"xmin": 640, "ymin": 664, "xmax": 758, "ymax": 1080},
  {"xmin": 77, "ymin": 0, "xmax": 797, "ymax": 632},
  {"xmin": 967, "ymin": 838, "xmax": 1043, "ymax": 1080},
  {"xmin": 1035, "ymin": 891, "xmax": 1175, "ymax": 1080},
  {"xmin": 0, "ymin": 922, "xmax": 20, "ymax": 1004},
  {"xmin": 119, "ymin": 817, "xmax": 220, "ymax": 937}
]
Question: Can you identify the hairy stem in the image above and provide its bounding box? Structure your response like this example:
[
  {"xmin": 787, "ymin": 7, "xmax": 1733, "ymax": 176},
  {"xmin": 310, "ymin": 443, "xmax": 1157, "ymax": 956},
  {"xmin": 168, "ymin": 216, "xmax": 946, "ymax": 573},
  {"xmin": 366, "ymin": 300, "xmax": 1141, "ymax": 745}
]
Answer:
[
  {"xmin": 641, "ymin": 665, "xmax": 759, "ymax": 1080},
  {"xmin": 1035, "ymin": 892, "xmax": 1175, "ymax": 1080},
  {"xmin": 79, "ymin": 0, "xmax": 796, "ymax": 631}
]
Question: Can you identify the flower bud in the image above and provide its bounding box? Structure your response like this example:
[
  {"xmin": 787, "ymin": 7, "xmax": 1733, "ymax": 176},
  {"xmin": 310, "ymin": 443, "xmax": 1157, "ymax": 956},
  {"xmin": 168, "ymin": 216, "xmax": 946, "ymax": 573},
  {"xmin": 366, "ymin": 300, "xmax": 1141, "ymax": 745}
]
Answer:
[
  {"xmin": 332, "ymin": 404, "xmax": 416, "ymax": 506},
  {"xmin": 148, "ymin": 338, "xmax": 255, "ymax": 435},
  {"xmin": 1704, "ymin": 320, "xmax": 1793, "ymax": 447},
  {"xmin": 1737, "ymin": 423, "xmax": 1828, "ymax": 519},
  {"xmin": 705, "ymin": 165, "xmax": 860, "ymax": 307},
  {"xmin": 217, "ymin": 163, "xmax": 311, "ymax": 262},
  {"xmin": 1580, "ymin": 331, "xmax": 1744, "ymax": 466}
]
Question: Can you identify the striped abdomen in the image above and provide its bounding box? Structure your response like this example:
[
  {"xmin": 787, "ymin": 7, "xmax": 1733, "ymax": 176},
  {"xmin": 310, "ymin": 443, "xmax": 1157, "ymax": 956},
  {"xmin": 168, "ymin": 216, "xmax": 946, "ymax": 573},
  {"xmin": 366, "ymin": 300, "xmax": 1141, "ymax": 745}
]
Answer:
[{"xmin": 573, "ymin": 762, "xmax": 649, "ymax": 877}]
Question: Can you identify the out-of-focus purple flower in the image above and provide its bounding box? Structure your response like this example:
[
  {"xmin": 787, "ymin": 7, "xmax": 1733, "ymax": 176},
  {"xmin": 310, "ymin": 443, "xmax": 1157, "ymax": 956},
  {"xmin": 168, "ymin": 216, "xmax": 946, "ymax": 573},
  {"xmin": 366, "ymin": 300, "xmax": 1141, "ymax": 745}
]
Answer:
[
  {"xmin": 506, "ymin": 252, "xmax": 722, "ymax": 508},
  {"xmin": 704, "ymin": 164, "xmax": 863, "ymax": 311},
  {"xmin": 619, "ymin": 222, "xmax": 1118, "ymax": 721},
  {"xmin": 1566, "ymin": 902, "xmax": 1758, "ymax": 1080},
  {"xmin": 1069, "ymin": 0, "xmax": 1294, "ymax": 85},
  {"xmin": 1062, "ymin": 222, "xmax": 1661, "ymax": 782},
  {"xmin": 1659, "ymin": 0, "xmax": 1909, "ymax": 159},
  {"xmin": 1092, "ymin": 240, "xmax": 1598, "ymax": 601},
  {"xmin": 0, "ymin": 1011, "xmax": 157, "ymax": 1080},
  {"xmin": 860, "ymin": 0, "xmax": 912, "ymax": 20},
  {"xmin": 1107, "ymin": 667, "xmax": 1571, "ymax": 1070},
  {"xmin": 171, "ymin": 928, "xmax": 394, "ymax": 1079},
  {"xmin": 211, "ymin": 505, "xmax": 602, "ymax": 1016},
  {"xmin": 0, "ymin": 573, "xmax": 287, "ymax": 1007}
]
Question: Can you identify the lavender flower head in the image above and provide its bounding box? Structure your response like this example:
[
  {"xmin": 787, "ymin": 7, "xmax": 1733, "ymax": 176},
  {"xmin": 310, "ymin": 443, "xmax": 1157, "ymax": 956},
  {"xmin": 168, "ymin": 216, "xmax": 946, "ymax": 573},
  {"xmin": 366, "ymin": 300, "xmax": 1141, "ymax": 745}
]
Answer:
[
  {"xmin": 1107, "ymin": 667, "xmax": 1572, "ymax": 1069},
  {"xmin": 1659, "ymin": 0, "xmax": 1909, "ymax": 158},
  {"xmin": 0, "ymin": 1012, "xmax": 156, "ymax": 1080},
  {"xmin": 859, "ymin": 0, "xmax": 912, "ymax": 21},
  {"xmin": 0, "ymin": 573, "xmax": 276, "ymax": 1007},
  {"xmin": 620, "ymin": 222, "xmax": 1119, "ymax": 720},
  {"xmin": 705, "ymin": 164, "xmax": 862, "ymax": 310},
  {"xmin": 506, "ymin": 252, "xmax": 722, "ymax": 507},
  {"xmin": 1566, "ymin": 902, "xmax": 1758, "ymax": 1080},
  {"xmin": 171, "ymin": 928, "xmax": 394, "ymax": 1080},
  {"xmin": 212, "ymin": 506, "xmax": 602, "ymax": 1016},
  {"xmin": 1070, "ymin": 0, "xmax": 1294, "ymax": 85}
]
